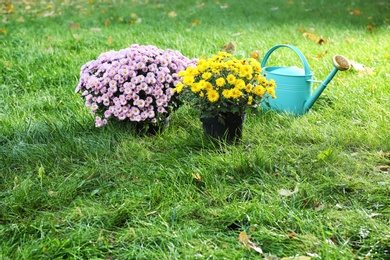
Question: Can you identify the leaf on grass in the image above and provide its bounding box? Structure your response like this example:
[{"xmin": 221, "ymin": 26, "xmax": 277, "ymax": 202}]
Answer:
[
  {"xmin": 191, "ymin": 19, "xmax": 201, "ymax": 26},
  {"xmin": 279, "ymin": 185, "xmax": 299, "ymax": 196},
  {"xmin": 192, "ymin": 173, "xmax": 203, "ymax": 181},
  {"xmin": 221, "ymin": 42, "xmax": 236, "ymax": 53},
  {"xmin": 350, "ymin": 9, "xmax": 362, "ymax": 15},
  {"xmin": 69, "ymin": 23, "xmax": 80, "ymax": 30},
  {"xmin": 168, "ymin": 11, "xmax": 177, "ymax": 18},
  {"xmin": 302, "ymin": 32, "xmax": 326, "ymax": 44},
  {"xmin": 379, "ymin": 151, "xmax": 390, "ymax": 158},
  {"xmin": 238, "ymin": 231, "xmax": 263, "ymax": 254},
  {"xmin": 107, "ymin": 36, "xmax": 112, "ymax": 45},
  {"xmin": 281, "ymin": 256, "xmax": 311, "ymax": 260},
  {"xmin": 349, "ymin": 60, "xmax": 375, "ymax": 76},
  {"xmin": 250, "ymin": 50, "xmax": 260, "ymax": 59},
  {"xmin": 104, "ymin": 19, "xmax": 110, "ymax": 27},
  {"xmin": 220, "ymin": 4, "xmax": 229, "ymax": 9},
  {"xmin": 90, "ymin": 27, "xmax": 102, "ymax": 32},
  {"xmin": 1, "ymin": 28, "xmax": 6, "ymax": 35},
  {"xmin": 367, "ymin": 25, "xmax": 376, "ymax": 32},
  {"xmin": 376, "ymin": 165, "xmax": 389, "ymax": 172}
]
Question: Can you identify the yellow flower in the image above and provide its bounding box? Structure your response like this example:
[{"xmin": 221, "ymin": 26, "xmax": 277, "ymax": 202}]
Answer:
[
  {"xmin": 245, "ymin": 83, "xmax": 253, "ymax": 93},
  {"xmin": 198, "ymin": 80, "xmax": 208, "ymax": 90},
  {"xmin": 267, "ymin": 87, "xmax": 276, "ymax": 98},
  {"xmin": 191, "ymin": 83, "xmax": 201, "ymax": 93},
  {"xmin": 216, "ymin": 77, "xmax": 226, "ymax": 87},
  {"xmin": 174, "ymin": 82, "xmax": 184, "ymax": 93},
  {"xmin": 260, "ymin": 77, "xmax": 268, "ymax": 87},
  {"xmin": 253, "ymin": 86, "xmax": 266, "ymax": 96},
  {"xmin": 269, "ymin": 79, "xmax": 276, "ymax": 88},
  {"xmin": 202, "ymin": 72, "xmax": 212, "ymax": 80},
  {"xmin": 247, "ymin": 95, "xmax": 253, "ymax": 105},
  {"xmin": 241, "ymin": 64, "xmax": 253, "ymax": 75},
  {"xmin": 235, "ymin": 79, "xmax": 246, "ymax": 90},
  {"xmin": 204, "ymin": 82, "xmax": 213, "ymax": 91},
  {"xmin": 226, "ymin": 74, "xmax": 236, "ymax": 84},
  {"xmin": 222, "ymin": 89, "xmax": 232, "ymax": 99},
  {"xmin": 231, "ymin": 88, "xmax": 242, "ymax": 99},
  {"xmin": 207, "ymin": 89, "xmax": 219, "ymax": 102},
  {"xmin": 183, "ymin": 75, "xmax": 195, "ymax": 85}
]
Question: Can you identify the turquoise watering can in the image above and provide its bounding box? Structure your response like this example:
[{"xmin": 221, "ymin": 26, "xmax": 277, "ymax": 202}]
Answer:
[{"xmin": 261, "ymin": 44, "xmax": 350, "ymax": 115}]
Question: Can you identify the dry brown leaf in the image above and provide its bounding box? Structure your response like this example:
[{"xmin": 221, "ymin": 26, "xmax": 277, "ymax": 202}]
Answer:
[
  {"xmin": 303, "ymin": 32, "xmax": 326, "ymax": 44},
  {"xmin": 192, "ymin": 173, "xmax": 202, "ymax": 181},
  {"xmin": 250, "ymin": 50, "xmax": 261, "ymax": 59},
  {"xmin": 191, "ymin": 19, "xmax": 201, "ymax": 26},
  {"xmin": 221, "ymin": 42, "xmax": 236, "ymax": 53},
  {"xmin": 1, "ymin": 28, "xmax": 6, "ymax": 35},
  {"xmin": 238, "ymin": 231, "xmax": 251, "ymax": 246},
  {"xmin": 238, "ymin": 231, "xmax": 263, "ymax": 254},
  {"xmin": 104, "ymin": 19, "xmax": 110, "ymax": 27},
  {"xmin": 69, "ymin": 23, "xmax": 80, "ymax": 30}
]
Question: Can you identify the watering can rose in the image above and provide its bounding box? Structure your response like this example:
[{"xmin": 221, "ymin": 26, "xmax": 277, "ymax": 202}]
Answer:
[{"xmin": 174, "ymin": 52, "xmax": 276, "ymax": 118}]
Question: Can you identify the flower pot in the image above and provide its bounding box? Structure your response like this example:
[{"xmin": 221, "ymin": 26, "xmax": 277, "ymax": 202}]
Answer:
[
  {"xmin": 134, "ymin": 116, "xmax": 170, "ymax": 136},
  {"xmin": 200, "ymin": 113, "xmax": 245, "ymax": 143}
]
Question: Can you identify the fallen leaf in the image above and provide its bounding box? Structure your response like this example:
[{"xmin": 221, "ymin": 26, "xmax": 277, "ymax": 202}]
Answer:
[
  {"xmin": 367, "ymin": 25, "xmax": 376, "ymax": 32},
  {"xmin": 303, "ymin": 32, "xmax": 326, "ymax": 44},
  {"xmin": 238, "ymin": 231, "xmax": 251, "ymax": 246},
  {"xmin": 221, "ymin": 42, "xmax": 236, "ymax": 53},
  {"xmin": 168, "ymin": 11, "xmax": 177, "ymax": 18},
  {"xmin": 192, "ymin": 173, "xmax": 202, "ymax": 181},
  {"xmin": 1, "ymin": 28, "xmax": 6, "ymax": 35},
  {"xmin": 191, "ymin": 19, "xmax": 201, "ymax": 26},
  {"xmin": 279, "ymin": 185, "xmax": 299, "ymax": 196},
  {"xmin": 250, "ymin": 50, "xmax": 260, "ymax": 59},
  {"xmin": 238, "ymin": 231, "xmax": 263, "ymax": 254},
  {"xmin": 69, "ymin": 23, "xmax": 80, "ymax": 30},
  {"xmin": 48, "ymin": 191, "xmax": 57, "ymax": 197},
  {"xmin": 131, "ymin": 13, "xmax": 138, "ymax": 19},
  {"xmin": 376, "ymin": 165, "xmax": 389, "ymax": 172},
  {"xmin": 350, "ymin": 9, "xmax": 362, "ymax": 15},
  {"xmin": 107, "ymin": 36, "xmax": 112, "ymax": 45},
  {"xmin": 90, "ymin": 27, "xmax": 102, "ymax": 32},
  {"xmin": 220, "ymin": 4, "xmax": 229, "ymax": 9},
  {"xmin": 368, "ymin": 213, "xmax": 381, "ymax": 218},
  {"xmin": 379, "ymin": 151, "xmax": 390, "ymax": 158},
  {"xmin": 350, "ymin": 60, "xmax": 375, "ymax": 76},
  {"xmin": 104, "ymin": 19, "xmax": 110, "ymax": 26}
]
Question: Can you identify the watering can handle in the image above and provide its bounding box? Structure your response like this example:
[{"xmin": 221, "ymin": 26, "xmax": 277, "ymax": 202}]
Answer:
[{"xmin": 261, "ymin": 44, "xmax": 311, "ymax": 77}]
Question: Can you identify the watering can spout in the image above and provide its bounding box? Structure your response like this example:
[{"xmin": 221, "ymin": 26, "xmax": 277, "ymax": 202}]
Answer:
[{"xmin": 303, "ymin": 55, "xmax": 351, "ymax": 112}]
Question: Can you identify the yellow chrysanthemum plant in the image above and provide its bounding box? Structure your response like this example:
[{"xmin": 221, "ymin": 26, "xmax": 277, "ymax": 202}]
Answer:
[{"xmin": 174, "ymin": 52, "xmax": 276, "ymax": 120}]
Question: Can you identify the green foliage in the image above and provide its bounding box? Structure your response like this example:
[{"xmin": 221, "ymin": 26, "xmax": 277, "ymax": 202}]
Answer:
[{"xmin": 1, "ymin": 0, "xmax": 390, "ymax": 259}]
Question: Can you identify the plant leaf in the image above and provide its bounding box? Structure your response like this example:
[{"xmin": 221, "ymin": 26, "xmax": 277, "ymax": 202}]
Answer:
[{"xmin": 279, "ymin": 185, "xmax": 299, "ymax": 196}]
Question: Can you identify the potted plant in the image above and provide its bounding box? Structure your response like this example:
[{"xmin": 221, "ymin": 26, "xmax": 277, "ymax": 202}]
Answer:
[
  {"xmin": 75, "ymin": 44, "xmax": 196, "ymax": 134},
  {"xmin": 174, "ymin": 51, "xmax": 276, "ymax": 142}
]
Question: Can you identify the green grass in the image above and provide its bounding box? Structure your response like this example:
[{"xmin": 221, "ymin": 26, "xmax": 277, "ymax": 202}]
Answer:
[{"xmin": 1, "ymin": 0, "xmax": 390, "ymax": 259}]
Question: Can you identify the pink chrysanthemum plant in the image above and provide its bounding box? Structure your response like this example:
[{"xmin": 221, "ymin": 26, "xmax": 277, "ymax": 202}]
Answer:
[
  {"xmin": 75, "ymin": 44, "xmax": 197, "ymax": 130},
  {"xmin": 174, "ymin": 52, "xmax": 276, "ymax": 120}
]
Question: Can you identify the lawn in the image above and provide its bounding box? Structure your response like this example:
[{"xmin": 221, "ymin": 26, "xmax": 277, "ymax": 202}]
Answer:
[{"xmin": 1, "ymin": 0, "xmax": 390, "ymax": 259}]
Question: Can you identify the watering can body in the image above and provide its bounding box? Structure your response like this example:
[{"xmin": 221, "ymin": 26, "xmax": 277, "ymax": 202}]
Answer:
[{"xmin": 261, "ymin": 44, "xmax": 316, "ymax": 115}]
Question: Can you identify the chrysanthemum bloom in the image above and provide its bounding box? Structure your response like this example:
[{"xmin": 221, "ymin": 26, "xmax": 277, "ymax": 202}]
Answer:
[{"xmin": 75, "ymin": 44, "xmax": 197, "ymax": 127}]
